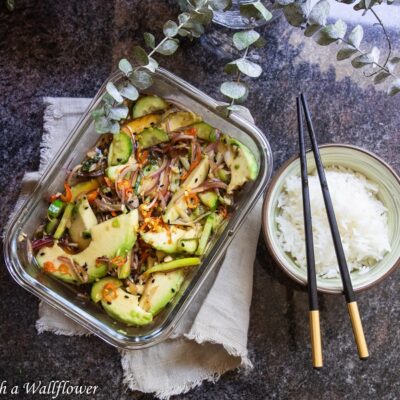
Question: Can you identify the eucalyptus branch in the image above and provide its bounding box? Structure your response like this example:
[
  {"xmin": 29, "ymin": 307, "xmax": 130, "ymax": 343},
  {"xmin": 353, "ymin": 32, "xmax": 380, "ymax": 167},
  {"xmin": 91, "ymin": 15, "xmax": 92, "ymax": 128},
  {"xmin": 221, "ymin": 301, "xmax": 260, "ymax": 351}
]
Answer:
[{"xmin": 369, "ymin": 8, "xmax": 391, "ymax": 69}]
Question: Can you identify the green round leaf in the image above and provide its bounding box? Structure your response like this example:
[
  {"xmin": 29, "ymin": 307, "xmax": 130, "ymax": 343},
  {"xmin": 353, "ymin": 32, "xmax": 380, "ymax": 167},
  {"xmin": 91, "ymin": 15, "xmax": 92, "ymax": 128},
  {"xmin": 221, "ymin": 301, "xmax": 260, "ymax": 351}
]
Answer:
[
  {"xmin": 91, "ymin": 107, "xmax": 105, "ymax": 120},
  {"xmin": 178, "ymin": 12, "xmax": 191, "ymax": 25},
  {"xmin": 144, "ymin": 32, "xmax": 156, "ymax": 49},
  {"xmin": 236, "ymin": 58, "xmax": 262, "ymax": 78},
  {"xmin": 233, "ymin": 30, "xmax": 260, "ymax": 51},
  {"xmin": 129, "ymin": 69, "xmax": 153, "ymax": 90},
  {"xmin": 118, "ymin": 59, "xmax": 133, "ymax": 76},
  {"xmin": 132, "ymin": 46, "xmax": 149, "ymax": 66},
  {"xmin": 348, "ymin": 25, "xmax": 363, "ymax": 49},
  {"xmin": 163, "ymin": 20, "xmax": 179, "ymax": 37},
  {"xmin": 108, "ymin": 104, "xmax": 129, "ymax": 121},
  {"xmin": 209, "ymin": 0, "xmax": 232, "ymax": 11},
  {"xmin": 283, "ymin": 2, "xmax": 310, "ymax": 27},
  {"xmin": 351, "ymin": 47, "xmax": 379, "ymax": 68},
  {"xmin": 119, "ymin": 84, "xmax": 139, "ymax": 101},
  {"xmin": 157, "ymin": 39, "xmax": 179, "ymax": 56},
  {"xmin": 337, "ymin": 46, "xmax": 358, "ymax": 61},
  {"xmin": 240, "ymin": 1, "xmax": 272, "ymax": 22},
  {"xmin": 308, "ymin": 0, "xmax": 330, "ymax": 26},
  {"xmin": 106, "ymin": 82, "xmax": 123, "ymax": 103},
  {"xmin": 315, "ymin": 20, "xmax": 347, "ymax": 46},
  {"xmin": 388, "ymin": 79, "xmax": 400, "ymax": 96},
  {"xmin": 220, "ymin": 81, "xmax": 248, "ymax": 100},
  {"xmin": 374, "ymin": 71, "xmax": 390, "ymax": 85}
]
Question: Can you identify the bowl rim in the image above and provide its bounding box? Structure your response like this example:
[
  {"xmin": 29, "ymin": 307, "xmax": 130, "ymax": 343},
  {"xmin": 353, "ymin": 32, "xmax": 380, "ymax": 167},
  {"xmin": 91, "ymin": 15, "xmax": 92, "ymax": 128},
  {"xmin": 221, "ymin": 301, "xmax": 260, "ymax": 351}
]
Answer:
[{"xmin": 262, "ymin": 143, "xmax": 400, "ymax": 294}]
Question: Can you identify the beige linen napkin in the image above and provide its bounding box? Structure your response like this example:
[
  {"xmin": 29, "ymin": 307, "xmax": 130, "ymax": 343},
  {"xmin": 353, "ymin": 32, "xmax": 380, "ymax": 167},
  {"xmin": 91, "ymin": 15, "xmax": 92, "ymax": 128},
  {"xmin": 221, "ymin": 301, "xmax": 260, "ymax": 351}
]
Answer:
[{"xmin": 16, "ymin": 97, "xmax": 262, "ymax": 399}]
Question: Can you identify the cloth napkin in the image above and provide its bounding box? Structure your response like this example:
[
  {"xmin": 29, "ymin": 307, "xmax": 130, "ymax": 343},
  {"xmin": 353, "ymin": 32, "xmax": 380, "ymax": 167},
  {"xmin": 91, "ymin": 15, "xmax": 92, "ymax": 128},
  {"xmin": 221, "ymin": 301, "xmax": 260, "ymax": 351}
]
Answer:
[{"xmin": 13, "ymin": 97, "xmax": 262, "ymax": 399}]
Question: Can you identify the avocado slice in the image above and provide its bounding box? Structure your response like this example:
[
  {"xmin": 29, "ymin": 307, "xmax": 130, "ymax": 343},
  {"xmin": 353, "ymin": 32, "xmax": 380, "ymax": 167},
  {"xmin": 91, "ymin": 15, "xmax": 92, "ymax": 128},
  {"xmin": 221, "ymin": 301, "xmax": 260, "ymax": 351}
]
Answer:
[
  {"xmin": 101, "ymin": 288, "xmax": 153, "ymax": 326},
  {"xmin": 218, "ymin": 136, "xmax": 258, "ymax": 193},
  {"xmin": 71, "ymin": 179, "xmax": 99, "ymax": 201},
  {"xmin": 69, "ymin": 197, "xmax": 98, "ymax": 249},
  {"xmin": 91, "ymin": 277, "xmax": 123, "ymax": 303},
  {"xmin": 122, "ymin": 113, "xmax": 161, "ymax": 135},
  {"xmin": 36, "ymin": 211, "xmax": 139, "ymax": 283},
  {"xmin": 196, "ymin": 213, "xmax": 215, "ymax": 256},
  {"xmin": 132, "ymin": 95, "xmax": 168, "ymax": 119},
  {"xmin": 198, "ymin": 190, "xmax": 218, "ymax": 211},
  {"xmin": 117, "ymin": 251, "xmax": 131, "ymax": 279},
  {"xmin": 140, "ymin": 225, "xmax": 201, "ymax": 254},
  {"xmin": 108, "ymin": 133, "xmax": 132, "ymax": 166},
  {"xmin": 139, "ymin": 270, "xmax": 185, "ymax": 315},
  {"xmin": 189, "ymin": 122, "xmax": 217, "ymax": 142},
  {"xmin": 163, "ymin": 157, "xmax": 210, "ymax": 224},
  {"xmin": 137, "ymin": 127, "xmax": 169, "ymax": 149},
  {"xmin": 161, "ymin": 111, "xmax": 201, "ymax": 132}
]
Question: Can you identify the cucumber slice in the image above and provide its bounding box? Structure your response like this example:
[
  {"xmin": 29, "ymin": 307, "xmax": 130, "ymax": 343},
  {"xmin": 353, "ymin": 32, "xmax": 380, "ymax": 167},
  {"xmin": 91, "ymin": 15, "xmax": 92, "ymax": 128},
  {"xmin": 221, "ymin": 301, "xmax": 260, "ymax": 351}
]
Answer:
[
  {"xmin": 53, "ymin": 203, "xmax": 75, "ymax": 240},
  {"xmin": 108, "ymin": 133, "xmax": 132, "ymax": 166},
  {"xmin": 132, "ymin": 95, "xmax": 168, "ymax": 119},
  {"xmin": 177, "ymin": 238, "xmax": 198, "ymax": 254},
  {"xmin": 190, "ymin": 122, "xmax": 216, "ymax": 142},
  {"xmin": 196, "ymin": 213, "xmax": 215, "ymax": 256},
  {"xmin": 137, "ymin": 127, "xmax": 169, "ymax": 149},
  {"xmin": 198, "ymin": 190, "xmax": 219, "ymax": 211}
]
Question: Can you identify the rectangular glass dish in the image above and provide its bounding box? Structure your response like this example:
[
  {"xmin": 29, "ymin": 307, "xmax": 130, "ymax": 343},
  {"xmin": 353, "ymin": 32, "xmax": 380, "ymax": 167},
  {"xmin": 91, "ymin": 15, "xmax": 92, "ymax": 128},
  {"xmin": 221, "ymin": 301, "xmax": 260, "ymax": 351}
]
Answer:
[{"xmin": 4, "ymin": 68, "xmax": 273, "ymax": 349}]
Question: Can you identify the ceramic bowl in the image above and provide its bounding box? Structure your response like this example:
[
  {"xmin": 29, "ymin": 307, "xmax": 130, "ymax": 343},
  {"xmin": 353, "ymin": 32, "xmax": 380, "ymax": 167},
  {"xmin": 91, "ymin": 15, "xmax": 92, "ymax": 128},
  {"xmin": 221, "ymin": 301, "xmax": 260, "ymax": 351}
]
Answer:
[{"xmin": 262, "ymin": 144, "xmax": 400, "ymax": 294}]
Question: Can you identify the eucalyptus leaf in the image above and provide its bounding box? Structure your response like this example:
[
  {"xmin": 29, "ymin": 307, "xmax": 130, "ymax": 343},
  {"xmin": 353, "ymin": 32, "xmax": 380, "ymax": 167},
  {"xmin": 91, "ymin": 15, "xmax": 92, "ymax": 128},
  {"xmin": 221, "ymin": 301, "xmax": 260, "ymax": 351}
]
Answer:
[
  {"xmin": 146, "ymin": 57, "xmax": 159, "ymax": 73},
  {"xmin": 226, "ymin": 104, "xmax": 253, "ymax": 121},
  {"xmin": 233, "ymin": 30, "xmax": 260, "ymax": 51},
  {"xmin": 315, "ymin": 19, "xmax": 347, "ymax": 46},
  {"xmin": 348, "ymin": 25, "xmax": 363, "ymax": 49},
  {"xmin": 108, "ymin": 104, "xmax": 129, "ymax": 121},
  {"xmin": 209, "ymin": 0, "xmax": 232, "ymax": 11},
  {"xmin": 144, "ymin": 32, "xmax": 156, "ymax": 49},
  {"xmin": 387, "ymin": 57, "xmax": 400, "ymax": 73},
  {"xmin": 388, "ymin": 79, "xmax": 400, "ymax": 96},
  {"xmin": 304, "ymin": 24, "xmax": 321, "ymax": 37},
  {"xmin": 220, "ymin": 81, "xmax": 248, "ymax": 100},
  {"xmin": 91, "ymin": 107, "xmax": 105, "ymax": 119},
  {"xmin": 178, "ymin": 12, "xmax": 191, "ymax": 25},
  {"xmin": 119, "ymin": 84, "xmax": 139, "ymax": 101},
  {"xmin": 106, "ymin": 82, "xmax": 123, "ymax": 103},
  {"xmin": 163, "ymin": 20, "xmax": 179, "ymax": 37},
  {"xmin": 240, "ymin": 1, "xmax": 273, "ymax": 22},
  {"xmin": 118, "ymin": 59, "xmax": 133, "ymax": 76},
  {"xmin": 129, "ymin": 69, "xmax": 153, "ymax": 90},
  {"xmin": 191, "ymin": 8, "xmax": 213, "ymax": 24},
  {"xmin": 235, "ymin": 58, "xmax": 262, "ymax": 78},
  {"xmin": 6, "ymin": 0, "xmax": 14, "ymax": 11},
  {"xmin": 156, "ymin": 39, "xmax": 179, "ymax": 55},
  {"xmin": 276, "ymin": 0, "xmax": 295, "ymax": 5},
  {"xmin": 94, "ymin": 116, "xmax": 114, "ymax": 134},
  {"xmin": 351, "ymin": 47, "xmax": 379, "ymax": 68},
  {"xmin": 283, "ymin": 2, "xmax": 311, "ymax": 27},
  {"xmin": 374, "ymin": 71, "xmax": 390, "ymax": 84},
  {"xmin": 102, "ymin": 93, "xmax": 115, "ymax": 106},
  {"xmin": 308, "ymin": 0, "xmax": 330, "ymax": 26},
  {"xmin": 337, "ymin": 46, "xmax": 358, "ymax": 61},
  {"xmin": 132, "ymin": 46, "xmax": 149, "ymax": 66},
  {"xmin": 109, "ymin": 121, "xmax": 121, "ymax": 135}
]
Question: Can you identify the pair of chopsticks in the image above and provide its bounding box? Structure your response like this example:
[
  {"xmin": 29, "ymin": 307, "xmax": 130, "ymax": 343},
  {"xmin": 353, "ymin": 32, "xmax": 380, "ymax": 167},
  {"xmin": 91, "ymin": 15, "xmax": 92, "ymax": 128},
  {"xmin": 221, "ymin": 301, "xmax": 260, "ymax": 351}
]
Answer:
[{"xmin": 297, "ymin": 94, "xmax": 369, "ymax": 369}]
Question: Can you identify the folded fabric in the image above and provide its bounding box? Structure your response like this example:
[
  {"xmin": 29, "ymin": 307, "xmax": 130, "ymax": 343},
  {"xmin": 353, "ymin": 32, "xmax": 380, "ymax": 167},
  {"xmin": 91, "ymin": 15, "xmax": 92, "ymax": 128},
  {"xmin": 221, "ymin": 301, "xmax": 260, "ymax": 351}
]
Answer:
[{"xmin": 17, "ymin": 97, "xmax": 262, "ymax": 399}]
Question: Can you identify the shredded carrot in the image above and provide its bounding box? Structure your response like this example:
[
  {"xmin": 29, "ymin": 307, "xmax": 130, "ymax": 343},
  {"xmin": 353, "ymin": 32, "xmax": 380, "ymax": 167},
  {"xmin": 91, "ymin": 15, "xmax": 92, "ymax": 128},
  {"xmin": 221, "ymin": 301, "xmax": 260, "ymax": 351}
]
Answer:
[
  {"xmin": 181, "ymin": 144, "xmax": 202, "ymax": 181},
  {"xmin": 102, "ymin": 283, "xmax": 118, "ymax": 303},
  {"xmin": 185, "ymin": 127, "xmax": 197, "ymax": 137},
  {"xmin": 185, "ymin": 193, "xmax": 199, "ymax": 209},
  {"xmin": 136, "ymin": 149, "xmax": 149, "ymax": 165},
  {"xmin": 58, "ymin": 264, "xmax": 70, "ymax": 275},
  {"xmin": 165, "ymin": 223, "xmax": 172, "ymax": 244},
  {"xmin": 49, "ymin": 194, "xmax": 60, "ymax": 203},
  {"xmin": 117, "ymin": 179, "xmax": 133, "ymax": 197},
  {"xmin": 111, "ymin": 211, "xmax": 117, "ymax": 217},
  {"xmin": 104, "ymin": 177, "xmax": 113, "ymax": 187},
  {"xmin": 110, "ymin": 256, "xmax": 127, "ymax": 268},
  {"xmin": 60, "ymin": 183, "xmax": 72, "ymax": 202},
  {"xmin": 43, "ymin": 261, "xmax": 56, "ymax": 273},
  {"xmin": 87, "ymin": 190, "xmax": 99, "ymax": 203}
]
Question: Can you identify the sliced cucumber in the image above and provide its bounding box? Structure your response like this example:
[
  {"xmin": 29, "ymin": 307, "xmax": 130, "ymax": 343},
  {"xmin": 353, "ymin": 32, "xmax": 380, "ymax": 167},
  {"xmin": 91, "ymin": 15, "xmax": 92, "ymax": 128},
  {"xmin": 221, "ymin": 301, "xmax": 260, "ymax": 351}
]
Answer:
[
  {"xmin": 108, "ymin": 133, "xmax": 132, "ymax": 166},
  {"xmin": 132, "ymin": 95, "xmax": 168, "ymax": 119},
  {"xmin": 53, "ymin": 203, "xmax": 75, "ymax": 240},
  {"xmin": 190, "ymin": 122, "xmax": 216, "ymax": 142},
  {"xmin": 137, "ymin": 127, "xmax": 169, "ymax": 149},
  {"xmin": 177, "ymin": 238, "xmax": 198, "ymax": 254},
  {"xmin": 198, "ymin": 190, "xmax": 219, "ymax": 211},
  {"xmin": 196, "ymin": 213, "xmax": 215, "ymax": 256}
]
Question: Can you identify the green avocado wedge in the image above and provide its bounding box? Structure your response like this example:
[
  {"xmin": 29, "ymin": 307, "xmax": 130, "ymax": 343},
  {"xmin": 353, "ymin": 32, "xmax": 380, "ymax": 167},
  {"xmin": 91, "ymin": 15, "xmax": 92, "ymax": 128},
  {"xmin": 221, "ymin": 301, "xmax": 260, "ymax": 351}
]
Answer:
[
  {"xmin": 36, "ymin": 211, "xmax": 139, "ymax": 284},
  {"xmin": 132, "ymin": 95, "xmax": 168, "ymax": 119},
  {"xmin": 101, "ymin": 288, "xmax": 153, "ymax": 326},
  {"xmin": 139, "ymin": 270, "xmax": 185, "ymax": 315},
  {"xmin": 91, "ymin": 277, "xmax": 123, "ymax": 303}
]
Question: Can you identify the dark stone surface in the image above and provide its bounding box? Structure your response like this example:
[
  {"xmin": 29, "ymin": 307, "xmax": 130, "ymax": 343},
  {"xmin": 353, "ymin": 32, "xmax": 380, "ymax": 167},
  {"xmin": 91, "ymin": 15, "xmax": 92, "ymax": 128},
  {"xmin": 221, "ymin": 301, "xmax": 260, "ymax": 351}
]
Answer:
[{"xmin": 1, "ymin": 1, "xmax": 399, "ymax": 399}]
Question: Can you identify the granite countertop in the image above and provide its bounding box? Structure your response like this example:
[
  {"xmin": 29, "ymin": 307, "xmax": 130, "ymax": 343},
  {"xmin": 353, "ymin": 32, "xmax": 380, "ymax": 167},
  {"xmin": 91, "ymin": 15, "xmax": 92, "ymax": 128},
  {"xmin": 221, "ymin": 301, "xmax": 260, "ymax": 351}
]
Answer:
[{"xmin": 0, "ymin": 1, "xmax": 399, "ymax": 399}]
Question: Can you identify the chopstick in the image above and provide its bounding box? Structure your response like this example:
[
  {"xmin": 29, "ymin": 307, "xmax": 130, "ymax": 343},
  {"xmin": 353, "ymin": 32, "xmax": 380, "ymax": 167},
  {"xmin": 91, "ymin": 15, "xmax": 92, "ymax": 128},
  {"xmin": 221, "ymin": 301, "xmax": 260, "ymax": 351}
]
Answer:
[
  {"xmin": 299, "ymin": 93, "xmax": 369, "ymax": 361},
  {"xmin": 297, "ymin": 97, "xmax": 323, "ymax": 369}
]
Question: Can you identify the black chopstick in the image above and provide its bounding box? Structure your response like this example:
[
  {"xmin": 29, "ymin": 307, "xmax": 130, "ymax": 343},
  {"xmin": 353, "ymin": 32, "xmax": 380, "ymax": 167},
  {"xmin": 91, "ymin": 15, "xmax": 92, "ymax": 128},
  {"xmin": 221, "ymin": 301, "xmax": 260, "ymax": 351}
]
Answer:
[
  {"xmin": 297, "ymin": 97, "xmax": 323, "ymax": 369},
  {"xmin": 299, "ymin": 93, "xmax": 369, "ymax": 360}
]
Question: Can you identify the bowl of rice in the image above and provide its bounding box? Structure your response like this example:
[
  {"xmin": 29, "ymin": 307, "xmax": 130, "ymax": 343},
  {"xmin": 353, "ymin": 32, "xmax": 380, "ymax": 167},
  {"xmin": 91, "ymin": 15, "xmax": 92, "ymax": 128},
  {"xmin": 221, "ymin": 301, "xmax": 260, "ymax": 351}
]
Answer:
[{"xmin": 262, "ymin": 144, "xmax": 400, "ymax": 293}]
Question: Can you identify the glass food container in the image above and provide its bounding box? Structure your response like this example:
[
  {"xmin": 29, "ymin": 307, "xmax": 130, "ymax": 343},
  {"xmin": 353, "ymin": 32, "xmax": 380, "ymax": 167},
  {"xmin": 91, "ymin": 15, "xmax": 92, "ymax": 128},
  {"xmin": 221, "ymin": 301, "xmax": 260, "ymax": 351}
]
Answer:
[{"xmin": 4, "ymin": 68, "xmax": 273, "ymax": 349}]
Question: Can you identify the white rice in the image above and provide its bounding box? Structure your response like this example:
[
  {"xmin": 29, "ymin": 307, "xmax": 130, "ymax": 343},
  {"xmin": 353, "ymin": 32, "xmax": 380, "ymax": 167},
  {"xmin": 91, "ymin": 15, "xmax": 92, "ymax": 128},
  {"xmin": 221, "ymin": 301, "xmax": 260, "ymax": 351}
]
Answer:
[{"xmin": 276, "ymin": 166, "xmax": 391, "ymax": 278}]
